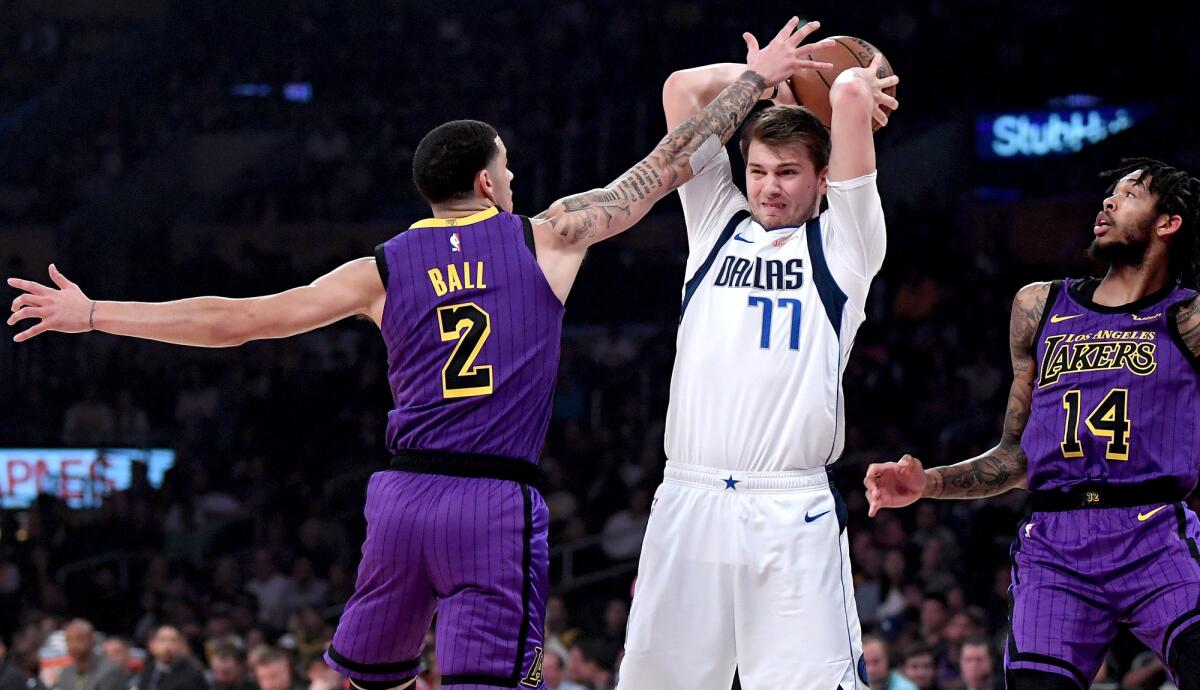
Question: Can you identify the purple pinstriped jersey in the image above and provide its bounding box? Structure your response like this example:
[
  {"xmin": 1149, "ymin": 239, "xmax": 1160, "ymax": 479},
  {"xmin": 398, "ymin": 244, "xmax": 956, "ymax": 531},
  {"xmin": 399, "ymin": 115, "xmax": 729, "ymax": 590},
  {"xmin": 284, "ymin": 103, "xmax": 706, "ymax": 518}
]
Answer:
[
  {"xmin": 376, "ymin": 207, "xmax": 563, "ymax": 463},
  {"xmin": 1022, "ymin": 278, "xmax": 1200, "ymax": 493}
]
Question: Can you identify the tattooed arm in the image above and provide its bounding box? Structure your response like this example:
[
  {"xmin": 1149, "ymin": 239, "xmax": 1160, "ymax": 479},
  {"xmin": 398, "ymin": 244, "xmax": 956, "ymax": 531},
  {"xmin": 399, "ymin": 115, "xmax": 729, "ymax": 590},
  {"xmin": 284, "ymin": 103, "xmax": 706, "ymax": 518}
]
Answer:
[
  {"xmin": 529, "ymin": 18, "xmax": 829, "ymax": 303},
  {"xmin": 864, "ymin": 282, "xmax": 1049, "ymax": 515},
  {"xmin": 1176, "ymin": 296, "xmax": 1200, "ymax": 358}
]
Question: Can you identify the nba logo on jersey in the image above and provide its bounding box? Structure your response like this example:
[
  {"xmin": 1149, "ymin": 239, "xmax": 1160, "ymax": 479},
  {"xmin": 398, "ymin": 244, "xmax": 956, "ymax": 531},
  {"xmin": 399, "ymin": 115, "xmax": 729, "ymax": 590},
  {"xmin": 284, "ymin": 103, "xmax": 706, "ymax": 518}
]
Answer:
[{"xmin": 450, "ymin": 232, "xmax": 462, "ymax": 252}]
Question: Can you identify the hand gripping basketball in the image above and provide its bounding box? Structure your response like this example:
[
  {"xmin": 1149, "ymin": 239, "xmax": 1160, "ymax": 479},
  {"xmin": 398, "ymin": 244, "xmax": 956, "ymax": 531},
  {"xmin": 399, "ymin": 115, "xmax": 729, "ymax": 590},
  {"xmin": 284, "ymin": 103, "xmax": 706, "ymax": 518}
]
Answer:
[
  {"xmin": 864, "ymin": 454, "xmax": 927, "ymax": 517},
  {"xmin": 743, "ymin": 17, "xmax": 835, "ymax": 90}
]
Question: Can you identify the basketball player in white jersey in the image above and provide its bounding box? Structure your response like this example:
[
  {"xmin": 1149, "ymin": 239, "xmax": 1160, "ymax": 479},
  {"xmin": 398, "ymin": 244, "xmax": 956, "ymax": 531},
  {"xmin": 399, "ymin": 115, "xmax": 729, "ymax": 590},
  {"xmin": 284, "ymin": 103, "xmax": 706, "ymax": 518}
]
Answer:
[{"xmin": 615, "ymin": 31, "xmax": 899, "ymax": 690}]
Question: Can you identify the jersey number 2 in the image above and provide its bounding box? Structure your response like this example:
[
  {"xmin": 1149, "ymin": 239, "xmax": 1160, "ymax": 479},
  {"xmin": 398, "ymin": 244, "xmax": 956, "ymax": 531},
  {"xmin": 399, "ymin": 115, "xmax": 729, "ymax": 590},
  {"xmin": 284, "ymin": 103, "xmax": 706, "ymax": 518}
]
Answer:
[
  {"xmin": 1061, "ymin": 387, "xmax": 1130, "ymax": 460},
  {"xmin": 437, "ymin": 302, "xmax": 493, "ymax": 398}
]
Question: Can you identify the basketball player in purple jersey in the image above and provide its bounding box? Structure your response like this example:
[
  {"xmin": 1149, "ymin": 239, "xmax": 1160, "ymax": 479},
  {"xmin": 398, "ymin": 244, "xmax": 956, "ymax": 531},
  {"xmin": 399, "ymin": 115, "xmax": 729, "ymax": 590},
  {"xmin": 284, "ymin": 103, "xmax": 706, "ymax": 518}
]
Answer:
[
  {"xmin": 865, "ymin": 159, "xmax": 1200, "ymax": 689},
  {"xmin": 7, "ymin": 18, "xmax": 832, "ymax": 690}
]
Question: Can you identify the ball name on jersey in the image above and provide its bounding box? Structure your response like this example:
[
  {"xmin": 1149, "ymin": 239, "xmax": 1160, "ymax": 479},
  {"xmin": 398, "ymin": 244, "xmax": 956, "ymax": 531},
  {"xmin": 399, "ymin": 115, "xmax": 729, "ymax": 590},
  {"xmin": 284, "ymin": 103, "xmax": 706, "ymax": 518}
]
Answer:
[{"xmin": 712, "ymin": 256, "xmax": 803, "ymax": 291}]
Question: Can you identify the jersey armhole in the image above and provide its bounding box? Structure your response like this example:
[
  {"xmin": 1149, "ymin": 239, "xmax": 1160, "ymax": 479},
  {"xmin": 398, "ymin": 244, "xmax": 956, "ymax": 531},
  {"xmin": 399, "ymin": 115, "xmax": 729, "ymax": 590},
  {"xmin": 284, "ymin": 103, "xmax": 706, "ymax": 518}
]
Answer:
[
  {"xmin": 373, "ymin": 243, "xmax": 389, "ymax": 288},
  {"xmin": 806, "ymin": 216, "xmax": 849, "ymax": 336},
  {"xmin": 679, "ymin": 209, "xmax": 749, "ymax": 322},
  {"xmin": 1027, "ymin": 280, "xmax": 1062, "ymax": 380},
  {"xmin": 518, "ymin": 215, "xmax": 537, "ymax": 259},
  {"xmin": 1167, "ymin": 297, "xmax": 1200, "ymax": 375}
]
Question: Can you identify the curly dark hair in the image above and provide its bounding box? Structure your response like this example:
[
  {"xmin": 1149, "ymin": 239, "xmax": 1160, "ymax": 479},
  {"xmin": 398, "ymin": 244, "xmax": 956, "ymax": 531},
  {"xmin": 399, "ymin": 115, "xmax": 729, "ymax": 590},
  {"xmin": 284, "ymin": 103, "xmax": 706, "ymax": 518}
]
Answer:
[{"xmin": 1102, "ymin": 158, "xmax": 1200, "ymax": 287}]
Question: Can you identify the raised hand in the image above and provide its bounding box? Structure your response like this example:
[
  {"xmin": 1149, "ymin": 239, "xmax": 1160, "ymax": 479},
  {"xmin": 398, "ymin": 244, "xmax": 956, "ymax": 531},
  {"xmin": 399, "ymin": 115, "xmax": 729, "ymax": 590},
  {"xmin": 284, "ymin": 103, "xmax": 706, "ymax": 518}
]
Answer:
[
  {"xmin": 743, "ymin": 18, "xmax": 835, "ymax": 89},
  {"xmin": 7, "ymin": 264, "xmax": 93, "ymax": 342},
  {"xmin": 839, "ymin": 51, "xmax": 900, "ymax": 128},
  {"xmin": 863, "ymin": 454, "xmax": 927, "ymax": 517}
]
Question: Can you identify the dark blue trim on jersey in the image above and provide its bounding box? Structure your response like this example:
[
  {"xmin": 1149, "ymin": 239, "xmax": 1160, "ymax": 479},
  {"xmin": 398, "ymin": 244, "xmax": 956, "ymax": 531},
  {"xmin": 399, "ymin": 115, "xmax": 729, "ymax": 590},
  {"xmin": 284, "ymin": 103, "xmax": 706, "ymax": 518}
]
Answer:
[
  {"xmin": 679, "ymin": 209, "xmax": 750, "ymax": 322},
  {"xmin": 518, "ymin": 215, "xmax": 537, "ymax": 258},
  {"xmin": 804, "ymin": 217, "xmax": 848, "ymax": 335}
]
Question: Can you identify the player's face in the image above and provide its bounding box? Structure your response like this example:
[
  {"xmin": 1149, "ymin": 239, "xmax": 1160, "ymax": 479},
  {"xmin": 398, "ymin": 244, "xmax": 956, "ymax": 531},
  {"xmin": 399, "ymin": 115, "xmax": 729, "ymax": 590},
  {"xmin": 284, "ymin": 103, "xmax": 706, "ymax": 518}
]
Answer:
[
  {"xmin": 486, "ymin": 136, "xmax": 515, "ymax": 213},
  {"xmin": 745, "ymin": 139, "xmax": 827, "ymax": 230},
  {"xmin": 1090, "ymin": 171, "xmax": 1158, "ymax": 266}
]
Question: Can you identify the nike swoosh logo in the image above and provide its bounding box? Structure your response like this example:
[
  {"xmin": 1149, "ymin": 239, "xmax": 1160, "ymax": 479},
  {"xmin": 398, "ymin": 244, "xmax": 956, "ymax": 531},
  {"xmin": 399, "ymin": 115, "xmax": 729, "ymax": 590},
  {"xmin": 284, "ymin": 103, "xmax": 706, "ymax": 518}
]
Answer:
[
  {"xmin": 1138, "ymin": 505, "xmax": 1169, "ymax": 521},
  {"xmin": 1132, "ymin": 312, "xmax": 1162, "ymax": 321},
  {"xmin": 1050, "ymin": 314, "xmax": 1082, "ymax": 323},
  {"xmin": 804, "ymin": 510, "xmax": 830, "ymax": 523},
  {"xmin": 733, "ymin": 233, "xmax": 753, "ymax": 243}
]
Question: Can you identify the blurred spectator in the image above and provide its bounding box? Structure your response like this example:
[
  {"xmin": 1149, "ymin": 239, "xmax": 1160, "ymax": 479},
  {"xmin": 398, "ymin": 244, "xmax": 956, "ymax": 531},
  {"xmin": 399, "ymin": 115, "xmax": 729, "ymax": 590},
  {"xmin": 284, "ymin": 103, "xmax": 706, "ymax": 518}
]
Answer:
[
  {"xmin": 567, "ymin": 638, "xmax": 616, "ymax": 690},
  {"xmin": 599, "ymin": 488, "xmax": 650, "ymax": 561},
  {"xmin": 958, "ymin": 638, "xmax": 999, "ymax": 690},
  {"xmin": 131, "ymin": 626, "xmax": 205, "ymax": 690},
  {"xmin": 862, "ymin": 635, "xmax": 918, "ymax": 690},
  {"xmin": 53, "ymin": 621, "xmax": 127, "ymax": 690},
  {"xmin": 99, "ymin": 638, "xmax": 132, "ymax": 675},
  {"xmin": 899, "ymin": 644, "xmax": 939, "ymax": 690},
  {"xmin": 0, "ymin": 637, "xmax": 37, "ymax": 690},
  {"xmin": 301, "ymin": 657, "xmax": 340, "ymax": 690},
  {"xmin": 245, "ymin": 551, "xmax": 289, "ymax": 631},
  {"xmin": 62, "ymin": 387, "xmax": 115, "ymax": 446},
  {"xmin": 250, "ymin": 649, "xmax": 297, "ymax": 690},
  {"xmin": 542, "ymin": 641, "xmax": 585, "ymax": 690},
  {"xmin": 206, "ymin": 643, "xmax": 255, "ymax": 690}
]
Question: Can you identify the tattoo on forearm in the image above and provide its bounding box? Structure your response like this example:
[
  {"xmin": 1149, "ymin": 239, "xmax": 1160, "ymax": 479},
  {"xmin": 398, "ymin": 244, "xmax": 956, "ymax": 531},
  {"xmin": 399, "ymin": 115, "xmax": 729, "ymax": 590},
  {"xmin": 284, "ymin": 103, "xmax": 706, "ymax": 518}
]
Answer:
[
  {"xmin": 1177, "ymin": 297, "xmax": 1200, "ymax": 357},
  {"xmin": 536, "ymin": 70, "xmax": 768, "ymax": 244},
  {"xmin": 932, "ymin": 283, "xmax": 1048, "ymax": 500}
]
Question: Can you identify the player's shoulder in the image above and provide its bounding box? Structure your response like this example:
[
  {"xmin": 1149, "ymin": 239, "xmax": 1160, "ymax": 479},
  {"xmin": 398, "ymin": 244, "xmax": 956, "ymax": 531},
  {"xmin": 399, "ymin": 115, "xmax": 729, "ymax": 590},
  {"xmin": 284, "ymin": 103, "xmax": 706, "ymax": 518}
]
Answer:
[
  {"xmin": 1010, "ymin": 281, "xmax": 1055, "ymax": 344},
  {"xmin": 826, "ymin": 169, "xmax": 879, "ymax": 192},
  {"xmin": 1014, "ymin": 280, "xmax": 1053, "ymax": 303}
]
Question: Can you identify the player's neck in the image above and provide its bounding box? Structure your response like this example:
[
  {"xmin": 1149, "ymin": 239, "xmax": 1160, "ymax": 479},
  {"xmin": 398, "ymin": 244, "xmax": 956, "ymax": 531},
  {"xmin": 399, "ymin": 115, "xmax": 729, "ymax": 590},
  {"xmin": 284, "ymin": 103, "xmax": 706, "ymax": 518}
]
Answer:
[
  {"xmin": 1095, "ymin": 261, "xmax": 1173, "ymax": 307},
  {"xmin": 430, "ymin": 199, "xmax": 496, "ymax": 219}
]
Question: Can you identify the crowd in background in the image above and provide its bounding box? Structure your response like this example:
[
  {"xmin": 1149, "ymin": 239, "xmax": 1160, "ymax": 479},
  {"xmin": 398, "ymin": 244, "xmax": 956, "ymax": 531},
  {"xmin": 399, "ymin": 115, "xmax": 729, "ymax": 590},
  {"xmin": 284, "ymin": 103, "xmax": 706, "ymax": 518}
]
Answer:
[{"xmin": 3, "ymin": 1, "xmax": 1200, "ymax": 690}]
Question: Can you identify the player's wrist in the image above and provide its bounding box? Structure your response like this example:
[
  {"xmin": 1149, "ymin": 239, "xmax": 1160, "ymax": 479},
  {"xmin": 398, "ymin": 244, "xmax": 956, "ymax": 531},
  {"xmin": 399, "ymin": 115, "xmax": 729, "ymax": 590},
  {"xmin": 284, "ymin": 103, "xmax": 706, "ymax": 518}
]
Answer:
[{"xmin": 921, "ymin": 468, "xmax": 942, "ymax": 499}]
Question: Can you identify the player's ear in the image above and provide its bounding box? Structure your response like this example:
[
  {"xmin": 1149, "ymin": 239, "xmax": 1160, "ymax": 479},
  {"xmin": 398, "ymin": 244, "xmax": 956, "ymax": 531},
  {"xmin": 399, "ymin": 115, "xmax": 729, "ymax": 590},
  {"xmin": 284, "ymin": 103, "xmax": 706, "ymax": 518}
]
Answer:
[
  {"xmin": 817, "ymin": 165, "xmax": 830, "ymax": 196},
  {"xmin": 1157, "ymin": 213, "xmax": 1183, "ymax": 239},
  {"xmin": 476, "ymin": 168, "xmax": 497, "ymax": 205}
]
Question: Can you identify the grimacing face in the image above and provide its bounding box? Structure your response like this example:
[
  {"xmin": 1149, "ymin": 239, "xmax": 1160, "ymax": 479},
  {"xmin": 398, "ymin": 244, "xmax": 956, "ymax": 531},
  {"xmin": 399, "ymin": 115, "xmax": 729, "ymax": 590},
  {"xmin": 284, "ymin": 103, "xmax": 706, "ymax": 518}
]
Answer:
[{"xmin": 745, "ymin": 139, "xmax": 827, "ymax": 230}]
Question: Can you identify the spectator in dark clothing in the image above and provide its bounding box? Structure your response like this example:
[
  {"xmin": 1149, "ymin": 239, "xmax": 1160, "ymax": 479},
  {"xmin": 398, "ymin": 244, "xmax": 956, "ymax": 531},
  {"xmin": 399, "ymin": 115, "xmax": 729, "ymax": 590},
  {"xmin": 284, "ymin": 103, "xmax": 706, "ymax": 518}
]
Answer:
[
  {"xmin": 207, "ymin": 644, "xmax": 255, "ymax": 690},
  {"xmin": 53, "ymin": 621, "xmax": 127, "ymax": 690},
  {"xmin": 0, "ymin": 638, "xmax": 39, "ymax": 690},
  {"xmin": 130, "ymin": 627, "xmax": 206, "ymax": 690}
]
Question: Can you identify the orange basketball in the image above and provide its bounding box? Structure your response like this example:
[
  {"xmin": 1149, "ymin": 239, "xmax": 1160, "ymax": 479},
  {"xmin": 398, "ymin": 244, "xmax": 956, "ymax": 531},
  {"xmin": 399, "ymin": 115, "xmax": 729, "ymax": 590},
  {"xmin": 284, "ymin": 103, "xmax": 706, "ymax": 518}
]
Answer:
[{"xmin": 788, "ymin": 35, "xmax": 896, "ymax": 131}]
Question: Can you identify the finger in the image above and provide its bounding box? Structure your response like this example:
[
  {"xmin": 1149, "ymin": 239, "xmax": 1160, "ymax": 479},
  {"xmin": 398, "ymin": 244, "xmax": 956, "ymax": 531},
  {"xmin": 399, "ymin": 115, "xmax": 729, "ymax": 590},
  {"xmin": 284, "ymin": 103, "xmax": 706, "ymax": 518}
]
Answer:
[
  {"xmin": 868, "ymin": 500, "xmax": 879, "ymax": 518},
  {"xmin": 869, "ymin": 51, "xmax": 884, "ymax": 70},
  {"xmin": 796, "ymin": 59, "xmax": 835, "ymax": 71},
  {"xmin": 6, "ymin": 278, "xmax": 52, "ymax": 296},
  {"xmin": 7, "ymin": 307, "xmax": 44, "ymax": 326},
  {"xmin": 789, "ymin": 19, "xmax": 821, "ymax": 47},
  {"xmin": 879, "ymin": 94, "xmax": 900, "ymax": 110},
  {"xmin": 873, "ymin": 107, "xmax": 889, "ymax": 127},
  {"xmin": 13, "ymin": 322, "xmax": 49, "ymax": 343},
  {"xmin": 48, "ymin": 264, "xmax": 76, "ymax": 290},
  {"xmin": 12, "ymin": 294, "xmax": 43, "ymax": 311},
  {"xmin": 899, "ymin": 455, "xmax": 912, "ymax": 466},
  {"xmin": 743, "ymin": 32, "xmax": 760, "ymax": 57},
  {"xmin": 774, "ymin": 16, "xmax": 801, "ymax": 43}
]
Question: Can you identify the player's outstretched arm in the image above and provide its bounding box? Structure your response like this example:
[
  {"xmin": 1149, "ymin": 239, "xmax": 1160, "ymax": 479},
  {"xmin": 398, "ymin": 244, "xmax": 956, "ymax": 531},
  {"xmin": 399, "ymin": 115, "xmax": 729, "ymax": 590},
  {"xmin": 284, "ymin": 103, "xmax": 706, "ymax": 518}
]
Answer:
[
  {"xmin": 532, "ymin": 17, "xmax": 825, "ymax": 252},
  {"xmin": 864, "ymin": 282, "xmax": 1049, "ymax": 515},
  {"xmin": 828, "ymin": 51, "xmax": 899, "ymax": 182},
  {"xmin": 8, "ymin": 259, "xmax": 386, "ymax": 346}
]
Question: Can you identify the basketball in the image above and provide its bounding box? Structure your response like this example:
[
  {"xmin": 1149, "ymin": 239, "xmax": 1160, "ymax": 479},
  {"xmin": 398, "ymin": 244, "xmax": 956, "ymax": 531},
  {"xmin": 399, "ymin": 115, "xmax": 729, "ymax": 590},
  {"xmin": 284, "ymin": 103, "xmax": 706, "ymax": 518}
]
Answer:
[{"xmin": 789, "ymin": 35, "xmax": 896, "ymax": 131}]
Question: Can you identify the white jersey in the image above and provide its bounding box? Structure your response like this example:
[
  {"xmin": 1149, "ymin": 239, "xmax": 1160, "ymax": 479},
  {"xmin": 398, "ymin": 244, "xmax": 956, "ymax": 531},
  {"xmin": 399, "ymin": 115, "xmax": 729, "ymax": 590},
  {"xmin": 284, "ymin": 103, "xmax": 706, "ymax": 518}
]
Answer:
[{"xmin": 664, "ymin": 149, "xmax": 886, "ymax": 472}]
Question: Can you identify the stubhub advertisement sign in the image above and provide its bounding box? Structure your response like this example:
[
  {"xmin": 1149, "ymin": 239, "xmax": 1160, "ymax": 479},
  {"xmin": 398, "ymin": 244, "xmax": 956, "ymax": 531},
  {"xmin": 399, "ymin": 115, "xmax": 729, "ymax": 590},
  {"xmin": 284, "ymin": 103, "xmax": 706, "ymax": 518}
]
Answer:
[
  {"xmin": 977, "ymin": 104, "xmax": 1155, "ymax": 159},
  {"xmin": 0, "ymin": 448, "xmax": 174, "ymax": 509}
]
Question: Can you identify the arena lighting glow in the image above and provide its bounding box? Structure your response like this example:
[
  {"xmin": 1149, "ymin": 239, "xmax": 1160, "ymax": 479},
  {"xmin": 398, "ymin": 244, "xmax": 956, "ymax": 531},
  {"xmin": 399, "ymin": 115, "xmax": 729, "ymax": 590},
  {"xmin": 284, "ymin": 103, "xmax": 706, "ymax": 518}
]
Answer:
[
  {"xmin": 0, "ymin": 448, "xmax": 175, "ymax": 509},
  {"xmin": 976, "ymin": 104, "xmax": 1156, "ymax": 159}
]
